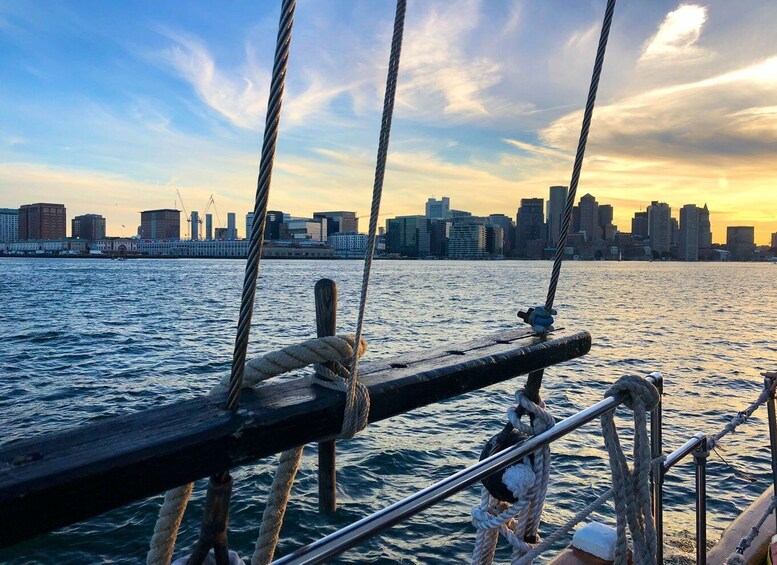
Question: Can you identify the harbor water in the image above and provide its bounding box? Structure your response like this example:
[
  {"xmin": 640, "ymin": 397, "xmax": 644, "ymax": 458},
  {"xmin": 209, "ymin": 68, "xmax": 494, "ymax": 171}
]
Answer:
[{"xmin": 1, "ymin": 258, "xmax": 775, "ymax": 564}]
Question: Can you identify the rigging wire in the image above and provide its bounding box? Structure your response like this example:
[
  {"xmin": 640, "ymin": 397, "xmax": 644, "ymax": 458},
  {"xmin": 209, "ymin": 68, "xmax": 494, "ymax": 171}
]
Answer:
[{"xmin": 523, "ymin": 0, "xmax": 617, "ymax": 403}]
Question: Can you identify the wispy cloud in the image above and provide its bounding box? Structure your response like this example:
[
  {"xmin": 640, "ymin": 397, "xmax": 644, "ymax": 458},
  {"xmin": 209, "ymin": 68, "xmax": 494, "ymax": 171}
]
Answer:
[{"xmin": 640, "ymin": 4, "xmax": 712, "ymax": 65}]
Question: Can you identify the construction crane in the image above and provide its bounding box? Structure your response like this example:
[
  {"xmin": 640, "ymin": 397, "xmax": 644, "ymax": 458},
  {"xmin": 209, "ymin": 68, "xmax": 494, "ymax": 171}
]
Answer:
[
  {"xmin": 201, "ymin": 194, "xmax": 223, "ymax": 240},
  {"xmin": 175, "ymin": 189, "xmax": 192, "ymax": 239}
]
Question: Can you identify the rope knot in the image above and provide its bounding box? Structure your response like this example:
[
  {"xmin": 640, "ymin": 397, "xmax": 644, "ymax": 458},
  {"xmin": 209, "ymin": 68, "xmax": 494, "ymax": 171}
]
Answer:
[{"xmin": 605, "ymin": 375, "xmax": 659, "ymax": 412}]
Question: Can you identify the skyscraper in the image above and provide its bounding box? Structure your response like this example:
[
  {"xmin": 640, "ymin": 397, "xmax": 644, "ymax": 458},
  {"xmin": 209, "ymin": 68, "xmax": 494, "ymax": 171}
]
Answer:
[
  {"xmin": 227, "ymin": 212, "xmax": 237, "ymax": 240},
  {"xmin": 190, "ymin": 211, "xmax": 199, "ymax": 241},
  {"xmin": 578, "ymin": 194, "xmax": 600, "ymax": 241},
  {"xmin": 698, "ymin": 204, "xmax": 712, "ymax": 248},
  {"xmin": 205, "ymin": 214, "xmax": 213, "ymax": 240},
  {"xmin": 632, "ymin": 211, "xmax": 648, "ymax": 239},
  {"xmin": 678, "ymin": 205, "xmax": 700, "ymax": 261},
  {"xmin": 546, "ymin": 186, "xmax": 568, "ymax": 247},
  {"xmin": 72, "ymin": 214, "xmax": 106, "ymax": 241},
  {"xmin": 647, "ymin": 201, "xmax": 672, "ymax": 256},
  {"xmin": 516, "ymin": 198, "xmax": 545, "ymax": 257},
  {"xmin": 487, "ymin": 214, "xmax": 516, "ymax": 255},
  {"xmin": 727, "ymin": 226, "xmax": 755, "ymax": 261},
  {"xmin": 0, "ymin": 208, "xmax": 20, "ymax": 242},
  {"xmin": 140, "ymin": 209, "xmax": 180, "ymax": 240},
  {"xmin": 19, "ymin": 203, "xmax": 66, "ymax": 240},
  {"xmin": 425, "ymin": 197, "xmax": 450, "ymax": 219}
]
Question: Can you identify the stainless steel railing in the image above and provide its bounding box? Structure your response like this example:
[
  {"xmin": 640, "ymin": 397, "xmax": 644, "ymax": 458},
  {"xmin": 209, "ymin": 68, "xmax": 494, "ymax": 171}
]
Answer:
[{"xmin": 273, "ymin": 371, "xmax": 777, "ymax": 565}]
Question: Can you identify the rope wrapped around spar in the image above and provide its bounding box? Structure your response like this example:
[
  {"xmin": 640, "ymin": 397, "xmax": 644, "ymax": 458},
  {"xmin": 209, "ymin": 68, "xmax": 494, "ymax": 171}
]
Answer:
[{"xmin": 147, "ymin": 334, "xmax": 367, "ymax": 565}]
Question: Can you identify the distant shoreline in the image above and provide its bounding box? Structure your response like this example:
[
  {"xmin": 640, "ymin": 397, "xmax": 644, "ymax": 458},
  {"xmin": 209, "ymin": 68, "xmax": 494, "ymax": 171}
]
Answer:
[{"xmin": 1, "ymin": 254, "xmax": 772, "ymax": 263}]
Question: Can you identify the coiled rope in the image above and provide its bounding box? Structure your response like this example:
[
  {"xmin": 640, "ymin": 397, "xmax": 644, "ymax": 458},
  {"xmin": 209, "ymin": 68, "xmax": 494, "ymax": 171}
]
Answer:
[
  {"xmin": 600, "ymin": 376, "xmax": 659, "ymax": 565},
  {"xmin": 471, "ymin": 393, "xmax": 554, "ymax": 564}
]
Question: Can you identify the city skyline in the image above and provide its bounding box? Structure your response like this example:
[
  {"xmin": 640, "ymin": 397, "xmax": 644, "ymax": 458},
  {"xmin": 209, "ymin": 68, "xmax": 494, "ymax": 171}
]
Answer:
[{"xmin": 1, "ymin": 1, "xmax": 776, "ymax": 244}]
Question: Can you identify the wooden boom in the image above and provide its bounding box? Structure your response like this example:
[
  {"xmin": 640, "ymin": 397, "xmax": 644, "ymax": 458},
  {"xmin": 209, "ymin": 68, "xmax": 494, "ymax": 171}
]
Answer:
[{"xmin": 0, "ymin": 327, "xmax": 590, "ymax": 547}]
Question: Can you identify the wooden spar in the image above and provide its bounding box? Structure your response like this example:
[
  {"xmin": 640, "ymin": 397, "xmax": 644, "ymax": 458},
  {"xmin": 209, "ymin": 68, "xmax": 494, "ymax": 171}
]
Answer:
[
  {"xmin": 314, "ymin": 279, "xmax": 338, "ymax": 514},
  {"xmin": 0, "ymin": 327, "xmax": 590, "ymax": 548}
]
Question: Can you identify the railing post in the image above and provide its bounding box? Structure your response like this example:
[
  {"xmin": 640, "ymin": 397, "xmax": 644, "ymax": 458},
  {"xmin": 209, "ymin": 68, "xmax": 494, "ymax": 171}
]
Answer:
[
  {"xmin": 693, "ymin": 435, "xmax": 709, "ymax": 565},
  {"xmin": 315, "ymin": 278, "xmax": 338, "ymax": 514},
  {"xmin": 649, "ymin": 372, "xmax": 664, "ymax": 564},
  {"xmin": 763, "ymin": 371, "xmax": 777, "ymax": 530}
]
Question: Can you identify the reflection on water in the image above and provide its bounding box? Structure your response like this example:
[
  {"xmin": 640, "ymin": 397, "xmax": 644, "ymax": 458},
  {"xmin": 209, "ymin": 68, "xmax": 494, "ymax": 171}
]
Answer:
[{"xmin": 1, "ymin": 258, "xmax": 775, "ymax": 563}]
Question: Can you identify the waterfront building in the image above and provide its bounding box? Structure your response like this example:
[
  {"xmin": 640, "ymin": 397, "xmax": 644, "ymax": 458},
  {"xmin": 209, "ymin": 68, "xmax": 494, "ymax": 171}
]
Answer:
[
  {"xmin": 578, "ymin": 194, "xmax": 600, "ymax": 241},
  {"xmin": 265, "ymin": 210, "xmax": 284, "ymax": 240},
  {"xmin": 429, "ymin": 218, "xmax": 449, "ymax": 257},
  {"xmin": 487, "ymin": 214, "xmax": 516, "ymax": 255},
  {"xmin": 136, "ymin": 239, "xmax": 334, "ymax": 259},
  {"xmin": 678, "ymin": 205, "xmax": 700, "ymax": 261},
  {"xmin": 698, "ymin": 204, "xmax": 712, "ymax": 248},
  {"xmin": 246, "ymin": 212, "xmax": 253, "ymax": 241},
  {"xmin": 328, "ymin": 232, "xmax": 368, "ymax": 258},
  {"xmin": 546, "ymin": 186, "xmax": 568, "ymax": 248},
  {"xmin": 72, "ymin": 214, "xmax": 107, "ymax": 242},
  {"xmin": 227, "ymin": 212, "xmax": 237, "ymax": 240},
  {"xmin": 214, "ymin": 227, "xmax": 228, "ymax": 240},
  {"xmin": 425, "ymin": 197, "xmax": 450, "ymax": 219},
  {"xmin": 772, "ymin": 232, "xmax": 777, "ymax": 249},
  {"xmin": 647, "ymin": 201, "xmax": 672, "ymax": 256},
  {"xmin": 485, "ymin": 225, "xmax": 504, "ymax": 256},
  {"xmin": 93, "ymin": 238, "xmax": 138, "ymax": 254},
  {"xmin": 448, "ymin": 223, "xmax": 485, "ymax": 259},
  {"xmin": 726, "ymin": 226, "xmax": 755, "ymax": 261},
  {"xmin": 3, "ymin": 238, "xmax": 87, "ymax": 254},
  {"xmin": 0, "ymin": 208, "xmax": 19, "ymax": 242},
  {"xmin": 631, "ymin": 212, "xmax": 648, "ymax": 239},
  {"xmin": 19, "ymin": 203, "xmax": 66, "ymax": 240},
  {"xmin": 286, "ymin": 218, "xmax": 327, "ymax": 242},
  {"xmin": 139, "ymin": 209, "xmax": 180, "ymax": 240},
  {"xmin": 205, "ymin": 214, "xmax": 213, "ymax": 241},
  {"xmin": 516, "ymin": 198, "xmax": 544, "ymax": 257},
  {"xmin": 386, "ymin": 215, "xmax": 429, "ymax": 257},
  {"xmin": 313, "ymin": 211, "xmax": 358, "ymax": 236}
]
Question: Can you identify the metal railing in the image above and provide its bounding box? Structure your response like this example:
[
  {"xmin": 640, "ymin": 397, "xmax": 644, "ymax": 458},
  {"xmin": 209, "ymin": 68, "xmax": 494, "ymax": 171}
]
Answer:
[{"xmin": 273, "ymin": 371, "xmax": 777, "ymax": 565}]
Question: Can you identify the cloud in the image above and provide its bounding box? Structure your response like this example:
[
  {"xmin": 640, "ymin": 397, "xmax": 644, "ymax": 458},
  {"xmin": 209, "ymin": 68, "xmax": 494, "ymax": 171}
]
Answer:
[
  {"xmin": 541, "ymin": 56, "xmax": 777, "ymax": 161},
  {"xmin": 398, "ymin": 0, "xmax": 510, "ymax": 120},
  {"xmin": 640, "ymin": 4, "xmax": 712, "ymax": 64}
]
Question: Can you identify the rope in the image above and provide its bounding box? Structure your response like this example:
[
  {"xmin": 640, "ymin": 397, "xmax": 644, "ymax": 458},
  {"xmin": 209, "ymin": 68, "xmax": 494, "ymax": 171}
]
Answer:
[
  {"xmin": 725, "ymin": 496, "xmax": 777, "ymax": 564},
  {"xmin": 513, "ymin": 489, "xmax": 613, "ymax": 565},
  {"xmin": 600, "ymin": 376, "xmax": 659, "ymax": 565},
  {"xmin": 342, "ymin": 0, "xmax": 406, "ymax": 439},
  {"xmin": 150, "ymin": 0, "xmax": 407, "ymax": 557},
  {"xmin": 471, "ymin": 393, "xmax": 554, "ymax": 564},
  {"xmin": 227, "ymin": 0, "xmax": 296, "ymax": 411},
  {"xmin": 147, "ymin": 335, "xmax": 365, "ymax": 565},
  {"xmin": 708, "ymin": 385, "xmax": 771, "ymax": 450},
  {"xmin": 522, "ymin": 0, "xmax": 617, "ymax": 403}
]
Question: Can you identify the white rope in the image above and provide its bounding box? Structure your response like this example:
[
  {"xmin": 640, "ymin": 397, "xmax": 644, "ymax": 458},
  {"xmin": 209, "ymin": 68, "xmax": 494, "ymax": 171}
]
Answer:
[
  {"xmin": 147, "ymin": 335, "xmax": 366, "ymax": 565},
  {"xmin": 471, "ymin": 392, "xmax": 554, "ymax": 564},
  {"xmin": 600, "ymin": 376, "xmax": 659, "ymax": 565},
  {"xmin": 724, "ymin": 495, "xmax": 777, "ymax": 565}
]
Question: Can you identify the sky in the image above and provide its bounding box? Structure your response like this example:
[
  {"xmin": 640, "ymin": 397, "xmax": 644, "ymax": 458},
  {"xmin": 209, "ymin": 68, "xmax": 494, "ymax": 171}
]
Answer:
[{"xmin": 0, "ymin": 0, "xmax": 775, "ymax": 244}]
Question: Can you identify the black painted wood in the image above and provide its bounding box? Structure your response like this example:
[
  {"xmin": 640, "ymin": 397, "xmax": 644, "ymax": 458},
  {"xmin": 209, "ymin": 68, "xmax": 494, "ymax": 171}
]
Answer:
[
  {"xmin": 314, "ymin": 278, "xmax": 338, "ymax": 514},
  {"xmin": 0, "ymin": 327, "xmax": 590, "ymax": 548}
]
